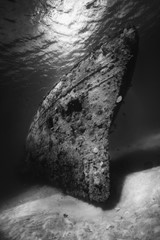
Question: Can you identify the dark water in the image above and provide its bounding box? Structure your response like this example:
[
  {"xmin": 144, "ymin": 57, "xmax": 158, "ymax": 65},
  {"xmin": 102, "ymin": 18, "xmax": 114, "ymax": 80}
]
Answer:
[{"xmin": 0, "ymin": 0, "xmax": 160, "ymax": 185}]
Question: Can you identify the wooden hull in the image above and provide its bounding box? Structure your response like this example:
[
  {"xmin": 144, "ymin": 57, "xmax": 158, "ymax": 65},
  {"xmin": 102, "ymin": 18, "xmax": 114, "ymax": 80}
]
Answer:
[{"xmin": 26, "ymin": 27, "xmax": 138, "ymax": 202}]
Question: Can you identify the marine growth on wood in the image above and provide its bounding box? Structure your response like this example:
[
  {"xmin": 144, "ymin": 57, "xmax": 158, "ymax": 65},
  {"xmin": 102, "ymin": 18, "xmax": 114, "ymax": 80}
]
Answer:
[{"xmin": 26, "ymin": 26, "xmax": 138, "ymax": 202}]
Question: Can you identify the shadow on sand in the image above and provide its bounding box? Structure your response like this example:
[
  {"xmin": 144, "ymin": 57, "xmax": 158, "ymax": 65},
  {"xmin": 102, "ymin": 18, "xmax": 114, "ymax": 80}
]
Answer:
[{"xmin": 95, "ymin": 148, "xmax": 160, "ymax": 210}]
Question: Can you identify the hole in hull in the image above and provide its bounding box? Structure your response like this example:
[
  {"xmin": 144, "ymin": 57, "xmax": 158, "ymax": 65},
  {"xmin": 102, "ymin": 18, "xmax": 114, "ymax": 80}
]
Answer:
[{"xmin": 66, "ymin": 99, "xmax": 82, "ymax": 116}]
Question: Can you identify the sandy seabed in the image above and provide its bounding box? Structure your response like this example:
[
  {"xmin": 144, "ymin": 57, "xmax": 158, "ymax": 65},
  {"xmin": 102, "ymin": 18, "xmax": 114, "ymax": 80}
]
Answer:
[{"xmin": 0, "ymin": 150, "xmax": 160, "ymax": 240}]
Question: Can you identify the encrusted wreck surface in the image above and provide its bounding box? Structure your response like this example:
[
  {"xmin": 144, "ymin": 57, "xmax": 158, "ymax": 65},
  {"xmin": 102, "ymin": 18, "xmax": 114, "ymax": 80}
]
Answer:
[{"xmin": 26, "ymin": 27, "xmax": 138, "ymax": 202}]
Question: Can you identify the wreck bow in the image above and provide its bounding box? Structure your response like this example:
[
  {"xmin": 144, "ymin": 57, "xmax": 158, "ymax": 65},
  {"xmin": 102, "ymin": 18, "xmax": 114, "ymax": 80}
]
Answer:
[{"xmin": 26, "ymin": 27, "xmax": 138, "ymax": 202}]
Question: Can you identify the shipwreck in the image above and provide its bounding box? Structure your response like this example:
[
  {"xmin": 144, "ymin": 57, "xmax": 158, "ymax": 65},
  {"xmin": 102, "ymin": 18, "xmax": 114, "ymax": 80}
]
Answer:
[{"xmin": 26, "ymin": 26, "xmax": 138, "ymax": 202}]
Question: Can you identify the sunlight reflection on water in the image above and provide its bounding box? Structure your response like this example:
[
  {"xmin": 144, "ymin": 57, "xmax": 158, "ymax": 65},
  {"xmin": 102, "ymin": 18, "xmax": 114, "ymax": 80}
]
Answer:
[{"xmin": 0, "ymin": 0, "xmax": 160, "ymax": 86}]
